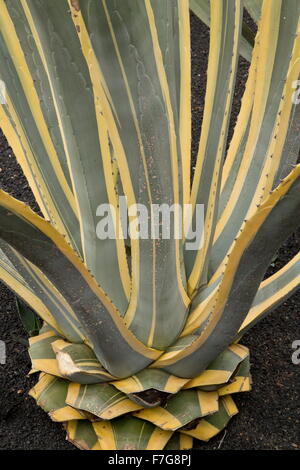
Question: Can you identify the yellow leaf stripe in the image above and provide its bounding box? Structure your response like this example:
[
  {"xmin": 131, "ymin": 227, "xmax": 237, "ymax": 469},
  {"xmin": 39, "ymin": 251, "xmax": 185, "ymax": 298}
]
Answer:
[
  {"xmin": 0, "ymin": 0, "xmax": 77, "ymax": 217},
  {"xmin": 145, "ymin": 0, "xmax": 190, "ymax": 309},
  {"xmin": 239, "ymin": 252, "xmax": 300, "ymax": 335},
  {"xmin": 0, "ymin": 261, "xmax": 62, "ymax": 335},
  {"xmin": 188, "ymin": 0, "xmax": 242, "ymax": 294},
  {"xmin": 210, "ymin": 0, "xmax": 282, "ymax": 283},
  {"xmin": 178, "ymin": 0, "xmax": 191, "ymax": 211},
  {"xmin": 0, "ymin": 190, "xmax": 161, "ymax": 362},
  {"xmin": 152, "ymin": 164, "xmax": 300, "ymax": 368}
]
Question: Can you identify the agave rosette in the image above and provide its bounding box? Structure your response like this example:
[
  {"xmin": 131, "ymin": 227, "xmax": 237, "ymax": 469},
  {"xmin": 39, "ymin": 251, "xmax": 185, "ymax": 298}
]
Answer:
[{"xmin": 0, "ymin": 0, "xmax": 299, "ymax": 450}]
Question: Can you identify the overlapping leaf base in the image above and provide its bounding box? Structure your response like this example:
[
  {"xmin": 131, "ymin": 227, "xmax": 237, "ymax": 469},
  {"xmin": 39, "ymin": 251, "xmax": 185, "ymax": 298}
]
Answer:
[{"xmin": 28, "ymin": 326, "xmax": 252, "ymax": 450}]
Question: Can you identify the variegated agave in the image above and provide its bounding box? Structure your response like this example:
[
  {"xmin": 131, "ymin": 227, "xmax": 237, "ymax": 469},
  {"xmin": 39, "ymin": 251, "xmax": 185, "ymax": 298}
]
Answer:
[{"xmin": 0, "ymin": 0, "xmax": 299, "ymax": 450}]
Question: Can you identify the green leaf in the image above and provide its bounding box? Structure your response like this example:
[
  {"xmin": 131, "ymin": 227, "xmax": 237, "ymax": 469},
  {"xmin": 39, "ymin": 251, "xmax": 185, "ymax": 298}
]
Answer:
[
  {"xmin": 66, "ymin": 382, "xmax": 143, "ymax": 420},
  {"xmin": 70, "ymin": 0, "xmax": 190, "ymax": 349},
  {"xmin": 93, "ymin": 416, "xmax": 173, "ymax": 450},
  {"xmin": 29, "ymin": 373, "xmax": 85, "ymax": 422},
  {"xmin": 244, "ymin": 0, "xmax": 263, "ymax": 22},
  {"xmin": 238, "ymin": 252, "xmax": 300, "ymax": 337},
  {"xmin": 190, "ymin": 0, "xmax": 254, "ymax": 61},
  {"xmin": 156, "ymin": 166, "xmax": 300, "ymax": 377},
  {"xmin": 186, "ymin": 0, "xmax": 242, "ymax": 293},
  {"xmin": 0, "ymin": 191, "xmax": 160, "ymax": 377},
  {"xmin": 52, "ymin": 339, "xmax": 116, "ymax": 384},
  {"xmin": 15, "ymin": 296, "xmax": 42, "ymax": 336},
  {"xmin": 134, "ymin": 389, "xmax": 219, "ymax": 430},
  {"xmin": 211, "ymin": 0, "xmax": 300, "ymax": 279},
  {"xmin": 181, "ymin": 396, "xmax": 238, "ymax": 441},
  {"xmin": 66, "ymin": 420, "xmax": 101, "ymax": 450}
]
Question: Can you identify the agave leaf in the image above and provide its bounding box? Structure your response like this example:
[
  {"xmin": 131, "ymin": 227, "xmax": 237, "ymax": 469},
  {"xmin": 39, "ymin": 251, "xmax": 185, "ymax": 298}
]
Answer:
[
  {"xmin": 183, "ymin": 344, "xmax": 249, "ymax": 390},
  {"xmin": 29, "ymin": 329, "xmax": 63, "ymax": 377},
  {"xmin": 113, "ymin": 368, "xmax": 189, "ymax": 397},
  {"xmin": 218, "ymin": 356, "xmax": 252, "ymax": 396},
  {"xmin": 38, "ymin": 322, "xmax": 55, "ymax": 335},
  {"xmin": 66, "ymin": 382, "xmax": 143, "ymax": 420},
  {"xmin": 190, "ymin": 0, "xmax": 254, "ymax": 61},
  {"xmin": 189, "ymin": 0, "xmax": 210, "ymax": 26},
  {"xmin": 0, "ymin": 191, "xmax": 161, "ymax": 377},
  {"xmin": 29, "ymin": 373, "xmax": 84, "ymax": 422},
  {"xmin": 178, "ymin": 0, "xmax": 192, "ymax": 210},
  {"xmin": 244, "ymin": 0, "xmax": 263, "ymax": 22},
  {"xmin": 181, "ymin": 276, "xmax": 221, "ymax": 337},
  {"xmin": 0, "ymin": 0, "xmax": 81, "ymax": 252},
  {"xmin": 151, "ymin": 333, "xmax": 199, "ymax": 370},
  {"xmin": 93, "ymin": 416, "xmax": 173, "ymax": 450},
  {"xmin": 134, "ymin": 390, "xmax": 219, "ymax": 431},
  {"xmin": 0, "ymin": 244, "xmax": 63, "ymax": 335},
  {"xmin": 69, "ymin": 0, "xmax": 190, "ymax": 349},
  {"xmin": 153, "ymin": 165, "xmax": 300, "ymax": 376},
  {"xmin": 15, "ymin": 297, "xmax": 42, "ymax": 336},
  {"xmin": 181, "ymin": 396, "xmax": 238, "ymax": 441},
  {"xmin": 16, "ymin": 0, "xmax": 131, "ymax": 309},
  {"xmin": 0, "ymin": 0, "xmax": 298, "ymax": 452},
  {"xmin": 66, "ymin": 420, "xmax": 101, "ymax": 450},
  {"xmin": 245, "ymin": 27, "xmax": 300, "ymax": 213},
  {"xmin": 0, "ymin": 239, "xmax": 85, "ymax": 343},
  {"xmin": 152, "ymin": 0, "xmax": 191, "ymax": 209},
  {"xmin": 218, "ymin": 50, "xmax": 257, "ymax": 222},
  {"xmin": 152, "ymin": 248, "xmax": 300, "ymax": 365},
  {"xmin": 211, "ymin": 0, "xmax": 300, "ymax": 281},
  {"xmin": 238, "ymin": 252, "xmax": 300, "ymax": 337},
  {"xmin": 0, "ymin": 244, "xmax": 24, "ymax": 283},
  {"xmin": 186, "ymin": 0, "xmax": 242, "ymax": 293},
  {"xmin": 273, "ymin": 101, "xmax": 300, "ymax": 186},
  {"xmin": 217, "ymin": 20, "xmax": 300, "ymax": 276},
  {"xmin": 52, "ymin": 339, "xmax": 116, "ymax": 384},
  {"xmin": 164, "ymin": 432, "xmax": 193, "ymax": 450}
]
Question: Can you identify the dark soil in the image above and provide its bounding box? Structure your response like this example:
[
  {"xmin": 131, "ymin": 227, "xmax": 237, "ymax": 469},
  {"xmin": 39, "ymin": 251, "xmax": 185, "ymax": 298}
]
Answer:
[{"xmin": 0, "ymin": 13, "xmax": 299, "ymax": 450}]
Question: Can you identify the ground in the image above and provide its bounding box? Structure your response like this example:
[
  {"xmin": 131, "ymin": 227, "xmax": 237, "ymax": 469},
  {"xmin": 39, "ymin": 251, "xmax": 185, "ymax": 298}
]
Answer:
[{"xmin": 0, "ymin": 13, "xmax": 299, "ymax": 450}]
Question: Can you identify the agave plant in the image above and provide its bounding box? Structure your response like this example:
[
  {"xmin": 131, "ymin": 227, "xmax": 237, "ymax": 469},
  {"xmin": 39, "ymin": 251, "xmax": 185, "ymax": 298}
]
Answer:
[{"xmin": 0, "ymin": 0, "xmax": 299, "ymax": 450}]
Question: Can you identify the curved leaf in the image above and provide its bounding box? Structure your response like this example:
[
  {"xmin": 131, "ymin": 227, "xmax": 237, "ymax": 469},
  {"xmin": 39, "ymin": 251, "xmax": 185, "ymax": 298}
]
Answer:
[
  {"xmin": 239, "ymin": 252, "xmax": 300, "ymax": 336},
  {"xmin": 66, "ymin": 420, "xmax": 101, "ymax": 450},
  {"xmin": 69, "ymin": 0, "xmax": 190, "ymax": 349},
  {"xmin": 153, "ymin": 165, "xmax": 300, "ymax": 376},
  {"xmin": 181, "ymin": 396, "xmax": 238, "ymax": 441},
  {"xmin": 211, "ymin": 0, "xmax": 300, "ymax": 281},
  {"xmin": 52, "ymin": 339, "xmax": 116, "ymax": 384},
  {"xmin": 66, "ymin": 382, "xmax": 143, "ymax": 420},
  {"xmin": 93, "ymin": 416, "xmax": 172, "ymax": 450},
  {"xmin": 0, "ymin": 191, "xmax": 161, "ymax": 377},
  {"xmin": 186, "ymin": 0, "xmax": 242, "ymax": 293},
  {"xmin": 29, "ymin": 373, "xmax": 85, "ymax": 422},
  {"xmin": 134, "ymin": 389, "xmax": 218, "ymax": 430}
]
